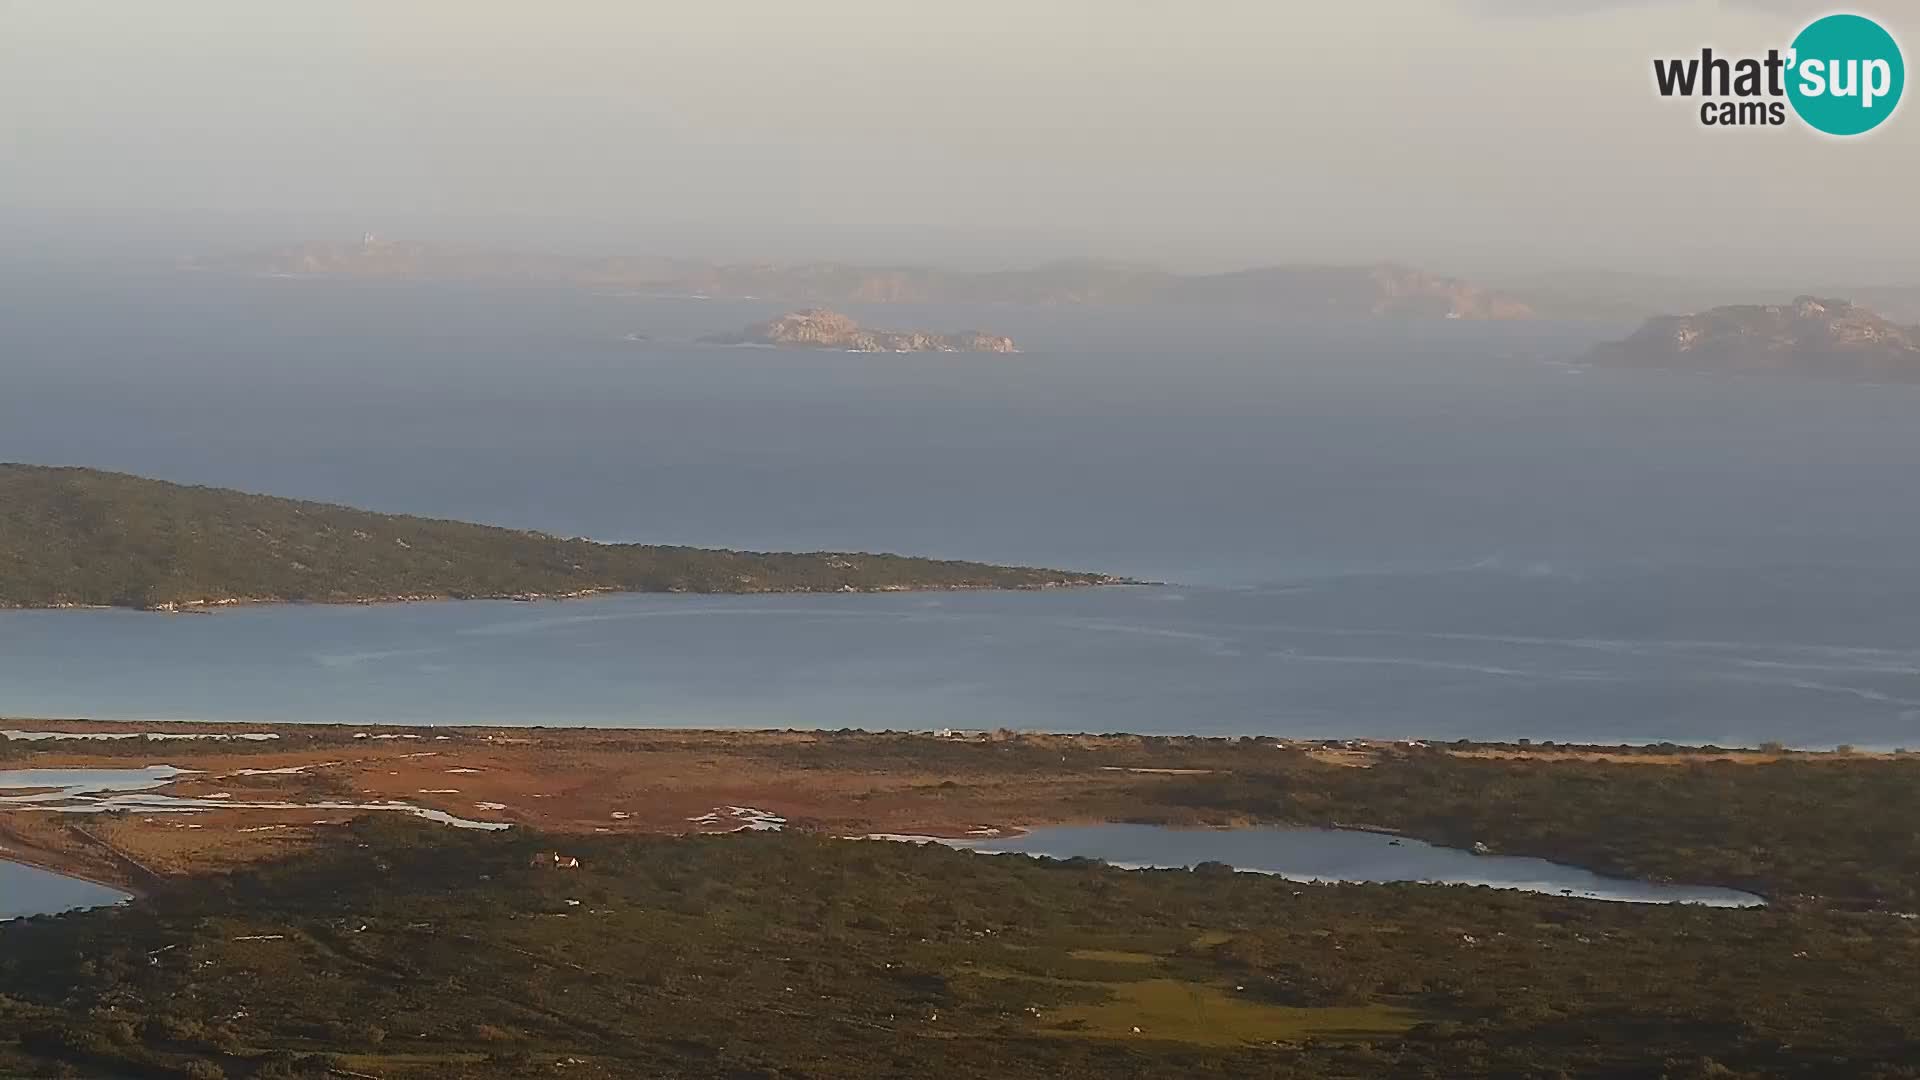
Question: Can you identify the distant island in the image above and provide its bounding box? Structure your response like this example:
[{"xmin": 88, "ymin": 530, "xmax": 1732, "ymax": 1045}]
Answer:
[
  {"xmin": 1587, "ymin": 296, "xmax": 1920, "ymax": 381},
  {"xmin": 190, "ymin": 237, "xmax": 1536, "ymax": 320},
  {"xmin": 710, "ymin": 309, "xmax": 1018, "ymax": 353},
  {"xmin": 0, "ymin": 465, "xmax": 1123, "ymax": 611}
]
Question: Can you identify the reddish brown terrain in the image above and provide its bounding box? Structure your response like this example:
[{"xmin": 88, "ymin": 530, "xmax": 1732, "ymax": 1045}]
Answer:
[
  {"xmin": 2, "ymin": 720, "xmax": 1852, "ymax": 895},
  {"xmin": 1, "ymin": 723, "xmax": 1197, "ymax": 887}
]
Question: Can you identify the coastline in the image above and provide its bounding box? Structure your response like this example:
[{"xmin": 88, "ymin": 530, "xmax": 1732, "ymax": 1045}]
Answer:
[{"xmin": 0, "ymin": 576, "xmax": 1148, "ymax": 616}]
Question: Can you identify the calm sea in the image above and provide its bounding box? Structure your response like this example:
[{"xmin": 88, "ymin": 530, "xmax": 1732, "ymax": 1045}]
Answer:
[{"xmin": 3, "ymin": 266, "xmax": 1919, "ymax": 747}]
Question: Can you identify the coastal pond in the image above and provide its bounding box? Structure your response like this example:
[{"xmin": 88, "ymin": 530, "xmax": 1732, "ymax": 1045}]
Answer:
[
  {"xmin": 0, "ymin": 860, "xmax": 131, "ymax": 921},
  {"xmin": 875, "ymin": 824, "xmax": 1766, "ymax": 907}
]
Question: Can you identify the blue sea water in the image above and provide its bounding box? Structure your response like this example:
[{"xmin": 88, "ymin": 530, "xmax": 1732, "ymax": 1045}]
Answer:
[{"xmin": 2, "ymin": 266, "xmax": 1919, "ymax": 747}]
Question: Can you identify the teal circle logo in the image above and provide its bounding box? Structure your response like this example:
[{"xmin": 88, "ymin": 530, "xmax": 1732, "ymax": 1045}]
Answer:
[{"xmin": 1787, "ymin": 14, "xmax": 1904, "ymax": 135}]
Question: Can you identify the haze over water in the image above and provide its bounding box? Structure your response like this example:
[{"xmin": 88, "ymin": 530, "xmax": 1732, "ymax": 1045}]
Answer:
[{"xmin": 5, "ymin": 269, "xmax": 1920, "ymax": 748}]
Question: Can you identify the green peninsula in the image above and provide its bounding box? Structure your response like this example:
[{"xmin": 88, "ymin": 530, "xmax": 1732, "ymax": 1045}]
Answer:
[{"xmin": 0, "ymin": 464, "xmax": 1120, "ymax": 610}]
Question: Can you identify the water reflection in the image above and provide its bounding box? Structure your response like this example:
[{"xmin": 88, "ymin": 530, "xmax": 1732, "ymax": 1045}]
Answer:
[
  {"xmin": 0, "ymin": 859, "xmax": 131, "ymax": 920},
  {"xmin": 884, "ymin": 824, "xmax": 1765, "ymax": 907}
]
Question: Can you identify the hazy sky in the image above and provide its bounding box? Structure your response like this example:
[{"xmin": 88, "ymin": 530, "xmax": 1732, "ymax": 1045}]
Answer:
[{"xmin": 1, "ymin": 0, "xmax": 1913, "ymax": 278}]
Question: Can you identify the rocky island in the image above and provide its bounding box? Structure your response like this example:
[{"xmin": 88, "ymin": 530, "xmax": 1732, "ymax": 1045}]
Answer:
[
  {"xmin": 1587, "ymin": 296, "xmax": 1920, "ymax": 381},
  {"xmin": 711, "ymin": 309, "xmax": 1018, "ymax": 353}
]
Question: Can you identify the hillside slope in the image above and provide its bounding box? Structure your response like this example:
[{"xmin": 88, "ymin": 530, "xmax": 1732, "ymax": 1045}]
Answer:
[{"xmin": 0, "ymin": 465, "xmax": 1116, "ymax": 610}]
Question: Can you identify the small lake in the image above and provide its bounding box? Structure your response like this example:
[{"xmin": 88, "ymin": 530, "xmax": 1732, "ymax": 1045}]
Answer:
[
  {"xmin": 0, "ymin": 859, "xmax": 131, "ymax": 920},
  {"xmin": 912, "ymin": 824, "xmax": 1765, "ymax": 907}
]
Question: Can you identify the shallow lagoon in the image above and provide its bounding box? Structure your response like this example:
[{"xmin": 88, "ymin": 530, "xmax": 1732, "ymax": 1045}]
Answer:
[
  {"xmin": 0, "ymin": 860, "xmax": 130, "ymax": 921},
  {"xmin": 901, "ymin": 824, "xmax": 1765, "ymax": 907}
]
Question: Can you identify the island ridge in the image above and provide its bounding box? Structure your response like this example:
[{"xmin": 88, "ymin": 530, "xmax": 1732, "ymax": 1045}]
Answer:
[{"xmin": 1587, "ymin": 296, "xmax": 1920, "ymax": 381}]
